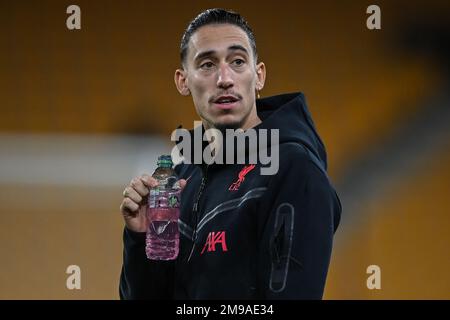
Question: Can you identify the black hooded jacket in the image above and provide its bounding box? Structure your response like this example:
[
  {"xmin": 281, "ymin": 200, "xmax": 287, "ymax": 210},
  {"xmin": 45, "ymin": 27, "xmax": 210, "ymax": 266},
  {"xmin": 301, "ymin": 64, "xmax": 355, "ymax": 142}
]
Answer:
[{"xmin": 119, "ymin": 92, "xmax": 342, "ymax": 299}]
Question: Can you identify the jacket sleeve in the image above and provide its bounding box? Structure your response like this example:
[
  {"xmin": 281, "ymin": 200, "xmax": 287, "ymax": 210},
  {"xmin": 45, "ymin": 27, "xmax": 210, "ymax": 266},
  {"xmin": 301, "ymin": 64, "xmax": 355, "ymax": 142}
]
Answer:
[
  {"xmin": 257, "ymin": 148, "xmax": 341, "ymax": 299},
  {"xmin": 119, "ymin": 227, "xmax": 175, "ymax": 299}
]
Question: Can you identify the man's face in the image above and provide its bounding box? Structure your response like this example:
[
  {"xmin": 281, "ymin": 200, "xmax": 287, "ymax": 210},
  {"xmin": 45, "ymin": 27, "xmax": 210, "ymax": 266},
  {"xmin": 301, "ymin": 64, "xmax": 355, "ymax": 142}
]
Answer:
[{"xmin": 176, "ymin": 24, "xmax": 265, "ymax": 131}]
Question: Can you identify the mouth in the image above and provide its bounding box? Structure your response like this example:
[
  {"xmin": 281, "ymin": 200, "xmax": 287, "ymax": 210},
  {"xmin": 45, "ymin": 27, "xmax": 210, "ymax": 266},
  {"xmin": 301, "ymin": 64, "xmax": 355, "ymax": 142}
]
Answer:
[{"xmin": 212, "ymin": 95, "xmax": 240, "ymax": 110}]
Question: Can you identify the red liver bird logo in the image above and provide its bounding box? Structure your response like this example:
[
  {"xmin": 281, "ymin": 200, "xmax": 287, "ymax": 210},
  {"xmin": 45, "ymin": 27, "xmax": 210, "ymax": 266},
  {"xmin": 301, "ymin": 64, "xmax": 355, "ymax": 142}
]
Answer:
[{"xmin": 228, "ymin": 164, "xmax": 256, "ymax": 191}]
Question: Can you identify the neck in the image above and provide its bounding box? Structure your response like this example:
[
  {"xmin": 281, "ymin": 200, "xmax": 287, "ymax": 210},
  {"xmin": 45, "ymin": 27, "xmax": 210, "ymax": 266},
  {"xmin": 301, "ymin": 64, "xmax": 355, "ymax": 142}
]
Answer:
[
  {"xmin": 201, "ymin": 106, "xmax": 261, "ymax": 161},
  {"xmin": 242, "ymin": 114, "xmax": 262, "ymax": 130},
  {"xmin": 241, "ymin": 103, "xmax": 261, "ymax": 130}
]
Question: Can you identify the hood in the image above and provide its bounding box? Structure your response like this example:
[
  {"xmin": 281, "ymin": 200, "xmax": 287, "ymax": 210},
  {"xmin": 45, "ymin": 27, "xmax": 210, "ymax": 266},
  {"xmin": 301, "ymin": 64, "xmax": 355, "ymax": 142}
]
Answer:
[
  {"xmin": 255, "ymin": 92, "xmax": 328, "ymax": 171},
  {"xmin": 174, "ymin": 92, "xmax": 328, "ymax": 172}
]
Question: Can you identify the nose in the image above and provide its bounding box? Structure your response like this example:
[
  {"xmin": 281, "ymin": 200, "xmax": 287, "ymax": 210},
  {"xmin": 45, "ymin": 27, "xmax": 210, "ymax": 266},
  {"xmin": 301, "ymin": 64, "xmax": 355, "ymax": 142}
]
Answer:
[{"xmin": 216, "ymin": 64, "xmax": 234, "ymax": 89}]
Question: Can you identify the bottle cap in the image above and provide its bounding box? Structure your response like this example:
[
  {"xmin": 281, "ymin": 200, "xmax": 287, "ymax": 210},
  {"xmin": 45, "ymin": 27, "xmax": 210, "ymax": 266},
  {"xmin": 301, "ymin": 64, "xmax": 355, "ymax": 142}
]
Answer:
[{"xmin": 157, "ymin": 155, "xmax": 173, "ymax": 168}]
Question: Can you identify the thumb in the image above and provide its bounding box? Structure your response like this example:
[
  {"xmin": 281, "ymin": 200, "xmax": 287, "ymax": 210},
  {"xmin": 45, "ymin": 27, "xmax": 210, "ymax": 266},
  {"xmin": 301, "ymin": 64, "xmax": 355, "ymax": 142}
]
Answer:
[{"xmin": 178, "ymin": 179, "xmax": 187, "ymax": 191}]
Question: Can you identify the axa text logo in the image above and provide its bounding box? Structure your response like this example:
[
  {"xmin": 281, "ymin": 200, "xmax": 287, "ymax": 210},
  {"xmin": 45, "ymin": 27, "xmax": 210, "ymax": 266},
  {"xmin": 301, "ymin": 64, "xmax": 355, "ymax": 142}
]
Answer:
[{"xmin": 201, "ymin": 231, "xmax": 228, "ymax": 254}]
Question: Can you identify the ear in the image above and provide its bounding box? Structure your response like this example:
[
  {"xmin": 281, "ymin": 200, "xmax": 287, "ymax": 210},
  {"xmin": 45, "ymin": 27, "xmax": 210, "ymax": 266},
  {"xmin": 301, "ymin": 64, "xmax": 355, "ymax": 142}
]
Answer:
[
  {"xmin": 174, "ymin": 68, "xmax": 190, "ymax": 96},
  {"xmin": 255, "ymin": 62, "xmax": 266, "ymax": 91}
]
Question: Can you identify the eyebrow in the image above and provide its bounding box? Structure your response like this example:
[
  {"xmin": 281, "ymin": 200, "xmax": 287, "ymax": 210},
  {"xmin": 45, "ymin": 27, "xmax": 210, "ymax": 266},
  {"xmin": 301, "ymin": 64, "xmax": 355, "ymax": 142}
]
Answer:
[{"xmin": 194, "ymin": 45, "xmax": 249, "ymax": 63}]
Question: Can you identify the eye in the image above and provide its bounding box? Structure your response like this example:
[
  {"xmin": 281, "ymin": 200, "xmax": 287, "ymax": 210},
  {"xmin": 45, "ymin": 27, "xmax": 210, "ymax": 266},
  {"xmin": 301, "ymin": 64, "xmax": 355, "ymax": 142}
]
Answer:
[
  {"xmin": 232, "ymin": 59, "xmax": 245, "ymax": 66},
  {"xmin": 200, "ymin": 62, "xmax": 214, "ymax": 70}
]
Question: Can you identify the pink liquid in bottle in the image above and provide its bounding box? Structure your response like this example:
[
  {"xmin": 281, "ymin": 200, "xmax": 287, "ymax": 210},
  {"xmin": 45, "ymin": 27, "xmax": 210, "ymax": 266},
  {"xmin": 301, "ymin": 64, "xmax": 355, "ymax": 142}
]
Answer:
[
  {"xmin": 145, "ymin": 155, "xmax": 180, "ymax": 260},
  {"xmin": 146, "ymin": 206, "xmax": 180, "ymax": 260}
]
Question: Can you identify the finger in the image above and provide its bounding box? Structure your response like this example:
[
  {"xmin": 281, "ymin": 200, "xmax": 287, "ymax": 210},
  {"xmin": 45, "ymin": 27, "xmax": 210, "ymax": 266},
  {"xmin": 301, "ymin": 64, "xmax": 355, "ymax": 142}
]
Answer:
[
  {"xmin": 120, "ymin": 205, "xmax": 137, "ymax": 218},
  {"xmin": 178, "ymin": 179, "xmax": 187, "ymax": 191},
  {"xmin": 120, "ymin": 197, "xmax": 139, "ymax": 216},
  {"xmin": 140, "ymin": 174, "xmax": 159, "ymax": 188},
  {"xmin": 123, "ymin": 186, "xmax": 143, "ymax": 204},
  {"xmin": 129, "ymin": 177, "xmax": 150, "ymax": 197}
]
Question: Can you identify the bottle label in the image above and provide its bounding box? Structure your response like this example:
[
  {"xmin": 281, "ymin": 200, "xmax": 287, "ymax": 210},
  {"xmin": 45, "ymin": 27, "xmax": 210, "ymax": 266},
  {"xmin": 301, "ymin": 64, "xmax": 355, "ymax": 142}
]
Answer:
[
  {"xmin": 149, "ymin": 188, "xmax": 159, "ymax": 208},
  {"xmin": 168, "ymin": 193, "xmax": 179, "ymax": 207},
  {"xmin": 149, "ymin": 188, "xmax": 180, "ymax": 208}
]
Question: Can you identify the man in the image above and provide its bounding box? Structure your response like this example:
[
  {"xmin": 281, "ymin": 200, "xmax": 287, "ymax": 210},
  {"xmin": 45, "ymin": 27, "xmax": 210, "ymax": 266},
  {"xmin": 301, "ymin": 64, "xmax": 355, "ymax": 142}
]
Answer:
[{"xmin": 119, "ymin": 8, "xmax": 341, "ymax": 299}]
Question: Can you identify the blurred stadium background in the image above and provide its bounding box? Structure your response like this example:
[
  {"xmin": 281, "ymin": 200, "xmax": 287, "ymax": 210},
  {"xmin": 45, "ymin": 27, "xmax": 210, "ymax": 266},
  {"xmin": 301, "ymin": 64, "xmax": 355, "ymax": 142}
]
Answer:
[{"xmin": 0, "ymin": 0, "xmax": 449, "ymax": 299}]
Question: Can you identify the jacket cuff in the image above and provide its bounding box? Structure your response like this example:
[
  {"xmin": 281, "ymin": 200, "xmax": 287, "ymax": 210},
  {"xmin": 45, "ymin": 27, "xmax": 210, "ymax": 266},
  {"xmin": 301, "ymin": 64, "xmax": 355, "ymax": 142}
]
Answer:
[{"xmin": 124, "ymin": 227, "xmax": 146, "ymax": 246}]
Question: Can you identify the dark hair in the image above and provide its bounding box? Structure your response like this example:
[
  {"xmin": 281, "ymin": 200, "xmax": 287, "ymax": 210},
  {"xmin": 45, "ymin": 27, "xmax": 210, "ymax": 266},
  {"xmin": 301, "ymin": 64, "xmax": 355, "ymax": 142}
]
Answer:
[{"xmin": 180, "ymin": 8, "xmax": 257, "ymax": 66}]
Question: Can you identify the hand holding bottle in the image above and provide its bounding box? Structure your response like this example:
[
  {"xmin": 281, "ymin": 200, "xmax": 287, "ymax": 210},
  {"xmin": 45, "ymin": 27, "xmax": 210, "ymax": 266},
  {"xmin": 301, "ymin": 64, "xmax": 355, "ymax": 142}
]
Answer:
[{"xmin": 120, "ymin": 174, "xmax": 186, "ymax": 233}]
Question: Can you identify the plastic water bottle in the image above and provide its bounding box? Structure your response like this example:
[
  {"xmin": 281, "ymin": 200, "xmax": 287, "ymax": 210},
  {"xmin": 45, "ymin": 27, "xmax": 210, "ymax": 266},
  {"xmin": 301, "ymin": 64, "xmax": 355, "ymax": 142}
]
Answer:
[{"xmin": 145, "ymin": 155, "xmax": 181, "ymax": 260}]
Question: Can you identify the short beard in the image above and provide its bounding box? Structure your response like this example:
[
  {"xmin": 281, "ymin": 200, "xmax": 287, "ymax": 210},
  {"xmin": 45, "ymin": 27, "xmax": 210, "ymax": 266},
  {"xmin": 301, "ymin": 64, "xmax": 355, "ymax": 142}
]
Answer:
[{"xmin": 210, "ymin": 114, "xmax": 248, "ymax": 132}]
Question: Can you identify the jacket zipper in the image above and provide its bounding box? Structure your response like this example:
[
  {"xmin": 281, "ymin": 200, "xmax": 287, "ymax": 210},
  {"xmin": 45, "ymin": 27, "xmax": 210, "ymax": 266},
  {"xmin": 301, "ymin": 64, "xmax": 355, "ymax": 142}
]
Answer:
[{"xmin": 187, "ymin": 165, "xmax": 209, "ymax": 262}]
